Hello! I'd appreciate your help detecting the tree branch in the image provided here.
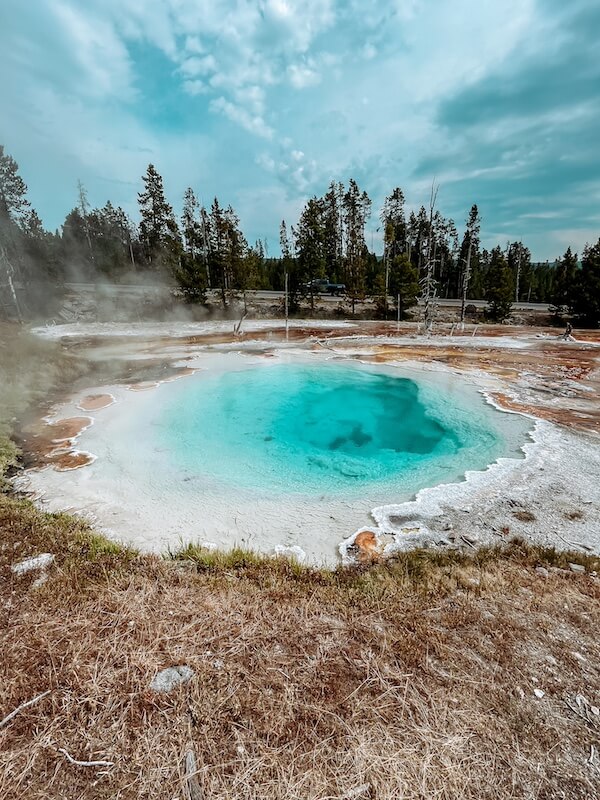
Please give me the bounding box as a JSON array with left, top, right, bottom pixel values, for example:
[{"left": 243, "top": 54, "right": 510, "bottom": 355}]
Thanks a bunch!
[
  {"left": 58, "top": 748, "right": 114, "bottom": 768},
  {"left": 0, "top": 690, "right": 51, "bottom": 730}
]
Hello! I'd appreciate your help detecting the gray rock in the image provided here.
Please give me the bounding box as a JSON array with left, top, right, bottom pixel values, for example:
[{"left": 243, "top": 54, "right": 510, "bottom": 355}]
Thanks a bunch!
[
  {"left": 535, "top": 566, "right": 549, "bottom": 578},
  {"left": 11, "top": 553, "right": 55, "bottom": 575},
  {"left": 150, "top": 665, "right": 194, "bottom": 693},
  {"left": 568, "top": 563, "right": 586, "bottom": 574}
]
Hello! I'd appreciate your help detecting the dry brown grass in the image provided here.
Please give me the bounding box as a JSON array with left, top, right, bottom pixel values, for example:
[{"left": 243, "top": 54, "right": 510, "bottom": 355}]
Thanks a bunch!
[
  {"left": 1, "top": 495, "right": 600, "bottom": 799},
  {"left": 512, "top": 510, "right": 537, "bottom": 523}
]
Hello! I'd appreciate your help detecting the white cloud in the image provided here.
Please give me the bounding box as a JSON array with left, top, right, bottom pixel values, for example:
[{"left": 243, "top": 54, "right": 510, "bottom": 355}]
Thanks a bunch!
[
  {"left": 287, "top": 63, "right": 321, "bottom": 89},
  {"left": 3, "top": 0, "right": 595, "bottom": 259},
  {"left": 179, "top": 55, "right": 217, "bottom": 78},
  {"left": 210, "top": 97, "right": 274, "bottom": 139},
  {"left": 256, "top": 145, "right": 320, "bottom": 194},
  {"left": 234, "top": 85, "right": 266, "bottom": 115},
  {"left": 182, "top": 79, "right": 208, "bottom": 96}
]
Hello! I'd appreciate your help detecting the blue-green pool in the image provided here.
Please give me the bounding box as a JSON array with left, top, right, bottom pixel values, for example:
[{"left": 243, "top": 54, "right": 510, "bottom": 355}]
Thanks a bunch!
[{"left": 158, "top": 360, "right": 529, "bottom": 497}]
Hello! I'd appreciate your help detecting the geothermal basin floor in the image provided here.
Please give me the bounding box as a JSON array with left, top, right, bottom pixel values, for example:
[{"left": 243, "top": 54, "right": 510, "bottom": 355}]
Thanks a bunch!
[{"left": 14, "top": 320, "right": 600, "bottom": 566}]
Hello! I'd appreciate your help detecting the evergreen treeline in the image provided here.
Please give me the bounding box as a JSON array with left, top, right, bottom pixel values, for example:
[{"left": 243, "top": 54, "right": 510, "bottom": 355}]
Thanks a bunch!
[{"left": 1, "top": 145, "right": 599, "bottom": 326}]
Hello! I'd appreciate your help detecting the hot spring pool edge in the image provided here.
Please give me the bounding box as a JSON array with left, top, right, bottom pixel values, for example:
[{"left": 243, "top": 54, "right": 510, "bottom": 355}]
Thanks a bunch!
[{"left": 14, "top": 350, "right": 541, "bottom": 567}]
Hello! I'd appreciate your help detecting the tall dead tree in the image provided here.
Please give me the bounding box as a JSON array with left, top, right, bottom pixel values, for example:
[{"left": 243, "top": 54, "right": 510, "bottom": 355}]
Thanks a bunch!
[
  {"left": 77, "top": 180, "right": 95, "bottom": 265},
  {"left": 0, "top": 246, "right": 23, "bottom": 321},
  {"left": 420, "top": 181, "right": 439, "bottom": 333},
  {"left": 459, "top": 204, "right": 481, "bottom": 324},
  {"left": 459, "top": 238, "right": 472, "bottom": 325}
]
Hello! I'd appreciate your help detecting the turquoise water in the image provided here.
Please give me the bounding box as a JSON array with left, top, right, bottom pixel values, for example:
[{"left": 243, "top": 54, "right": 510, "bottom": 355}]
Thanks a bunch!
[{"left": 158, "top": 361, "right": 529, "bottom": 497}]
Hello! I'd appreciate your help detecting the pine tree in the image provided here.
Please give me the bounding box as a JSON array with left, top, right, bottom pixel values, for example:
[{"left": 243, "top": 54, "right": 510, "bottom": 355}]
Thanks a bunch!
[
  {"left": 485, "top": 246, "right": 514, "bottom": 322},
  {"left": 572, "top": 239, "right": 600, "bottom": 328},
  {"left": 175, "top": 187, "right": 207, "bottom": 302},
  {"left": 223, "top": 204, "right": 249, "bottom": 291},
  {"left": 138, "top": 164, "right": 181, "bottom": 270},
  {"left": 322, "top": 182, "right": 342, "bottom": 283},
  {"left": 208, "top": 198, "right": 227, "bottom": 305},
  {"left": 379, "top": 188, "right": 408, "bottom": 318},
  {"left": 0, "top": 145, "right": 55, "bottom": 317},
  {"left": 0, "top": 145, "right": 29, "bottom": 221},
  {"left": 342, "top": 179, "right": 371, "bottom": 314},
  {"left": 436, "top": 216, "right": 458, "bottom": 298},
  {"left": 174, "top": 255, "right": 207, "bottom": 304},
  {"left": 459, "top": 205, "right": 481, "bottom": 321},
  {"left": 389, "top": 253, "right": 419, "bottom": 320},
  {"left": 381, "top": 188, "right": 407, "bottom": 257},
  {"left": 294, "top": 197, "right": 325, "bottom": 312},
  {"left": 181, "top": 188, "right": 201, "bottom": 260},
  {"left": 507, "top": 241, "right": 531, "bottom": 302},
  {"left": 245, "top": 240, "right": 266, "bottom": 290},
  {"left": 206, "top": 199, "right": 249, "bottom": 306},
  {"left": 549, "top": 247, "right": 578, "bottom": 317}
]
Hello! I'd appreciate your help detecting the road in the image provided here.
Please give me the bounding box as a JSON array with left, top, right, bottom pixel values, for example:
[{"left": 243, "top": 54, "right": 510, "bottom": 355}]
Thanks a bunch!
[{"left": 64, "top": 284, "right": 551, "bottom": 312}]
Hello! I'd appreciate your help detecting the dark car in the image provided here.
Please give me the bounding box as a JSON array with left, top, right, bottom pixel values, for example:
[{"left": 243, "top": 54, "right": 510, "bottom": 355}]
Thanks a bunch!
[{"left": 305, "top": 278, "right": 346, "bottom": 296}]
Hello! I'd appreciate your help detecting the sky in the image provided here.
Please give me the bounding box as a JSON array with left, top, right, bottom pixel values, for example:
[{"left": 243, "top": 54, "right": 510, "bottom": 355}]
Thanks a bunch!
[{"left": 1, "top": 0, "right": 599, "bottom": 260}]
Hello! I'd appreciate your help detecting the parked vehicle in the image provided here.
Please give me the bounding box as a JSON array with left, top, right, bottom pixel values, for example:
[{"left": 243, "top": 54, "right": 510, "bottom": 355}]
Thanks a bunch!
[{"left": 305, "top": 278, "right": 346, "bottom": 296}]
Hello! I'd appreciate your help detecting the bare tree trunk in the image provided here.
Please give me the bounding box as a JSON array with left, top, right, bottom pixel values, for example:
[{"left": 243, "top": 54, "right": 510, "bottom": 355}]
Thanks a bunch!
[
  {"left": 460, "top": 238, "right": 472, "bottom": 325},
  {"left": 284, "top": 270, "right": 289, "bottom": 339},
  {"left": 0, "top": 247, "right": 23, "bottom": 322},
  {"left": 421, "top": 182, "right": 439, "bottom": 334},
  {"left": 128, "top": 240, "right": 136, "bottom": 271}
]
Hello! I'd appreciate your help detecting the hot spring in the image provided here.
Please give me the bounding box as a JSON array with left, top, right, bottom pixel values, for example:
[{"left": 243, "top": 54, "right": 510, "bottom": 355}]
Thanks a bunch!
[
  {"left": 24, "top": 354, "right": 533, "bottom": 564},
  {"left": 162, "top": 362, "right": 508, "bottom": 492}
]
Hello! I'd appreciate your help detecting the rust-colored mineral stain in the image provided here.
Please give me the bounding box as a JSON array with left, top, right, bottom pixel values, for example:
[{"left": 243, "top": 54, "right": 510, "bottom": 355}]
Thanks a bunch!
[
  {"left": 18, "top": 416, "right": 94, "bottom": 469},
  {"left": 490, "top": 392, "right": 600, "bottom": 433},
  {"left": 50, "top": 451, "right": 94, "bottom": 471},
  {"left": 354, "top": 530, "right": 383, "bottom": 563},
  {"left": 78, "top": 394, "right": 114, "bottom": 411},
  {"left": 45, "top": 416, "right": 92, "bottom": 441}
]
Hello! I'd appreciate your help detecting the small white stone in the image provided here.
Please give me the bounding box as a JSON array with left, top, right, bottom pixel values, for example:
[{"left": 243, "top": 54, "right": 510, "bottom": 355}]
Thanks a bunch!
[
  {"left": 150, "top": 665, "right": 194, "bottom": 693},
  {"left": 11, "top": 553, "right": 55, "bottom": 575},
  {"left": 534, "top": 688, "right": 545, "bottom": 699}
]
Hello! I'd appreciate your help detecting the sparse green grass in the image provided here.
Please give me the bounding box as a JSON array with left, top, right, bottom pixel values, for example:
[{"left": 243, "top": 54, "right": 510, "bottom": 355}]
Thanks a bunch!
[{"left": 0, "top": 434, "right": 18, "bottom": 487}]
